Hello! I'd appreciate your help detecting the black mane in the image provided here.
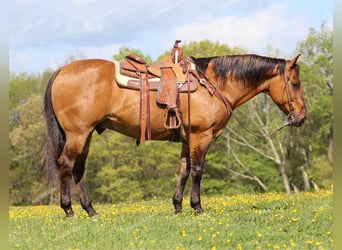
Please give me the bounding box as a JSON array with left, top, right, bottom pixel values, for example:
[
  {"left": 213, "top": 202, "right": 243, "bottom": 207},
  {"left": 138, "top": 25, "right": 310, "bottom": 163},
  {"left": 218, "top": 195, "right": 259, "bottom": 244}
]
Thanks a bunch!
[{"left": 191, "top": 54, "right": 286, "bottom": 89}]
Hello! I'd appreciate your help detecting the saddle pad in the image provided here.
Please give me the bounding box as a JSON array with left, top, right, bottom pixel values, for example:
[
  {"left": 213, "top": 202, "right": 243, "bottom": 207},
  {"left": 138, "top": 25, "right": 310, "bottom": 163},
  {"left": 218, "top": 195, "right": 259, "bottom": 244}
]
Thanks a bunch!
[{"left": 113, "top": 60, "right": 198, "bottom": 92}]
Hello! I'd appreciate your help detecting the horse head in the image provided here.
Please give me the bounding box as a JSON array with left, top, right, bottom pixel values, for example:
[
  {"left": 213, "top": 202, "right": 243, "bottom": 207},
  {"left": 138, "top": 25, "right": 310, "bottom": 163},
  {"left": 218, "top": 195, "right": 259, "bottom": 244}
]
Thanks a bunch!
[{"left": 268, "top": 54, "right": 306, "bottom": 127}]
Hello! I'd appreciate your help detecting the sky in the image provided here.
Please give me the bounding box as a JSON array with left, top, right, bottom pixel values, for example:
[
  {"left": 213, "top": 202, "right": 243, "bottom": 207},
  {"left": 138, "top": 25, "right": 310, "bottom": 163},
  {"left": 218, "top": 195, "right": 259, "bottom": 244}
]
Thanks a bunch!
[{"left": 9, "top": 0, "right": 333, "bottom": 74}]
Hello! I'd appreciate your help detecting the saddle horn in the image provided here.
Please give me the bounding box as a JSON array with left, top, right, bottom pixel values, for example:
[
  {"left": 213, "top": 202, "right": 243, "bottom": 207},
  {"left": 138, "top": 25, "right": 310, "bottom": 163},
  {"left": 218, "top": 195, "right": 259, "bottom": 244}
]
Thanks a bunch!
[{"left": 171, "top": 40, "right": 183, "bottom": 64}]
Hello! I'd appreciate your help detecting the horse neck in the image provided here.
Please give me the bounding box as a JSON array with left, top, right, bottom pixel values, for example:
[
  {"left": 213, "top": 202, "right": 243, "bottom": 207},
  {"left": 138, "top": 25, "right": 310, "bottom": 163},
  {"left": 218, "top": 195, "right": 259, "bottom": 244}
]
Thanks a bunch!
[{"left": 220, "top": 73, "right": 281, "bottom": 109}]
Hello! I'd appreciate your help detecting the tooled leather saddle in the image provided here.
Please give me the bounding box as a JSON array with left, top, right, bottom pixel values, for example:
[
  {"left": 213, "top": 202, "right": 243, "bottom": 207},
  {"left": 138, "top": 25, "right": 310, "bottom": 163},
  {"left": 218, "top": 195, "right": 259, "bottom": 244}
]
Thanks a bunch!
[{"left": 115, "top": 40, "right": 199, "bottom": 144}]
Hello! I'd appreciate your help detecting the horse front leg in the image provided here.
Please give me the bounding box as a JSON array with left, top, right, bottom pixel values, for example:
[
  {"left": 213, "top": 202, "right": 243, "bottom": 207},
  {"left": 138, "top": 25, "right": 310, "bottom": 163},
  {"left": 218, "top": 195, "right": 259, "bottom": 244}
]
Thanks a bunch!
[
  {"left": 173, "top": 143, "right": 190, "bottom": 213},
  {"left": 189, "top": 134, "right": 212, "bottom": 213},
  {"left": 189, "top": 159, "right": 205, "bottom": 213}
]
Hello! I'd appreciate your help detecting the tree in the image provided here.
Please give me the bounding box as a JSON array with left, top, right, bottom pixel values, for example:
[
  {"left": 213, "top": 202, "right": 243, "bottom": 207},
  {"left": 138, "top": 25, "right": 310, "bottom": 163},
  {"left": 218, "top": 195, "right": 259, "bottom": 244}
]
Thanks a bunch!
[
  {"left": 9, "top": 69, "right": 63, "bottom": 205},
  {"left": 9, "top": 55, "right": 102, "bottom": 205},
  {"left": 292, "top": 23, "right": 333, "bottom": 187},
  {"left": 9, "top": 93, "right": 46, "bottom": 204},
  {"left": 223, "top": 98, "right": 295, "bottom": 193},
  {"left": 113, "top": 47, "right": 153, "bottom": 63},
  {"left": 88, "top": 131, "right": 181, "bottom": 202}
]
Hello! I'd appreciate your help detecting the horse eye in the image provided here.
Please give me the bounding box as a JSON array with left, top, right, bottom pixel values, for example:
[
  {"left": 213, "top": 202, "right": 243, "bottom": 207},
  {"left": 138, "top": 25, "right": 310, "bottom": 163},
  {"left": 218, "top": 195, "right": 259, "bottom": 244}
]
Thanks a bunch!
[{"left": 291, "top": 81, "right": 300, "bottom": 88}]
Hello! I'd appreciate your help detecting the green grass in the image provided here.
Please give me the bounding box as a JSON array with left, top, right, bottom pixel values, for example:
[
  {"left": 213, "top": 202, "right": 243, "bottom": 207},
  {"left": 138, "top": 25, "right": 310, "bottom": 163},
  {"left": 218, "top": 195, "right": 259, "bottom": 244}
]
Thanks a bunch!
[{"left": 9, "top": 189, "right": 333, "bottom": 249}]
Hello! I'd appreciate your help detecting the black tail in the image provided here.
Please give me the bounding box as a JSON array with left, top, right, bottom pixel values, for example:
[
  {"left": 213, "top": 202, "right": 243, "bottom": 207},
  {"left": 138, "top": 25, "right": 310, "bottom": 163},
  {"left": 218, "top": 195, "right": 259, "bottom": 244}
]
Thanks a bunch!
[{"left": 43, "top": 69, "right": 65, "bottom": 183}]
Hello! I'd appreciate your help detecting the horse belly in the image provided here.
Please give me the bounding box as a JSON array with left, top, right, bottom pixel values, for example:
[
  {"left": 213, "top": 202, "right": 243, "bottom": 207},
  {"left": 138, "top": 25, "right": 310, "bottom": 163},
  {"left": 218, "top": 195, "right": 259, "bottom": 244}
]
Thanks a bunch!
[{"left": 104, "top": 90, "right": 174, "bottom": 140}]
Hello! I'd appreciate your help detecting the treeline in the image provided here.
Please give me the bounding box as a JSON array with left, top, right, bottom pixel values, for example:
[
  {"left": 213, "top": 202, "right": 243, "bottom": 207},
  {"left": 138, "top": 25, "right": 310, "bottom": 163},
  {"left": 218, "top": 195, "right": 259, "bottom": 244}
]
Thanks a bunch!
[{"left": 9, "top": 25, "right": 332, "bottom": 205}]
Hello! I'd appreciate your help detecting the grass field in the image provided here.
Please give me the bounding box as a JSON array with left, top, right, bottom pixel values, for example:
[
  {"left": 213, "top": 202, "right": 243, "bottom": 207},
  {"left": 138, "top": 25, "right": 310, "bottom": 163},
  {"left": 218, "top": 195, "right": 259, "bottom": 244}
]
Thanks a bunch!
[{"left": 9, "top": 189, "right": 332, "bottom": 250}]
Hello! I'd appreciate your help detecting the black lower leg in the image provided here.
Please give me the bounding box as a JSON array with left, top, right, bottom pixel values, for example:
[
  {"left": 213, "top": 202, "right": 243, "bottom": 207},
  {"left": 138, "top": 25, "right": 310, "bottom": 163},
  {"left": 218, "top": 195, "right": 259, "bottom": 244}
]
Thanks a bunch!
[
  {"left": 77, "top": 181, "right": 97, "bottom": 217},
  {"left": 173, "top": 160, "right": 189, "bottom": 213},
  {"left": 173, "top": 144, "right": 190, "bottom": 213},
  {"left": 61, "top": 200, "right": 74, "bottom": 217},
  {"left": 73, "top": 134, "right": 97, "bottom": 217},
  {"left": 190, "top": 164, "right": 204, "bottom": 213},
  {"left": 60, "top": 173, "right": 75, "bottom": 217}
]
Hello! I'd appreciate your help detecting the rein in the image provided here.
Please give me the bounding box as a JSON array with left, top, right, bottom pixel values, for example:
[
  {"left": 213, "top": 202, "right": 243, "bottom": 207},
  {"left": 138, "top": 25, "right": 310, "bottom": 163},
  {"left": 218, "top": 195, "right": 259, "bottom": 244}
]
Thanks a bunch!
[{"left": 189, "top": 57, "right": 295, "bottom": 138}]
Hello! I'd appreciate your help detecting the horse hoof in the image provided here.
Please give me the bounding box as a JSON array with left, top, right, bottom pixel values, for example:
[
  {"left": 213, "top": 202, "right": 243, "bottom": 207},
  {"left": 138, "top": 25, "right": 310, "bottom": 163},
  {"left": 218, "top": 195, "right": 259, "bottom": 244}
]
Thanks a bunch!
[
  {"left": 64, "top": 209, "right": 75, "bottom": 218},
  {"left": 195, "top": 208, "right": 203, "bottom": 214},
  {"left": 174, "top": 209, "right": 182, "bottom": 214}
]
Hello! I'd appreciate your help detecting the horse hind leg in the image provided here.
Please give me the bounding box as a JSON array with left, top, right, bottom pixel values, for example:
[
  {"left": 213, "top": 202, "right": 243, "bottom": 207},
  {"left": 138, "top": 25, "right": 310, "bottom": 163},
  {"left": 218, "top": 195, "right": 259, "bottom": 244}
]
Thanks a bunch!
[
  {"left": 57, "top": 132, "right": 91, "bottom": 217},
  {"left": 73, "top": 133, "right": 97, "bottom": 217}
]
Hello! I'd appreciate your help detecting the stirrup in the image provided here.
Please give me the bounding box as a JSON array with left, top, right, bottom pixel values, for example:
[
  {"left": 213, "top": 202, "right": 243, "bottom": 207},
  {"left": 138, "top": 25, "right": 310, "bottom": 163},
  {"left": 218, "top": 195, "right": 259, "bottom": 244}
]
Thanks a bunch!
[{"left": 164, "top": 109, "right": 181, "bottom": 130}]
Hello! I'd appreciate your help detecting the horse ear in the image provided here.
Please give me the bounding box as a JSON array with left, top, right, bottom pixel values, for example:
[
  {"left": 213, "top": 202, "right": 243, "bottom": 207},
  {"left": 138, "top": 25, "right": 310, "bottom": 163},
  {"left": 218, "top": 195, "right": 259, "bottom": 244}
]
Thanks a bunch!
[{"left": 289, "top": 54, "right": 301, "bottom": 68}]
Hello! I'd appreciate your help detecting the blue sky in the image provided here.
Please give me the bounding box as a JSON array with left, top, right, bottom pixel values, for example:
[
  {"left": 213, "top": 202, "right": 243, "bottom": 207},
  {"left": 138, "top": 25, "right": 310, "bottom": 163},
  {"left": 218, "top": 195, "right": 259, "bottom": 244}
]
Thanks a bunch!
[{"left": 9, "top": 0, "right": 333, "bottom": 74}]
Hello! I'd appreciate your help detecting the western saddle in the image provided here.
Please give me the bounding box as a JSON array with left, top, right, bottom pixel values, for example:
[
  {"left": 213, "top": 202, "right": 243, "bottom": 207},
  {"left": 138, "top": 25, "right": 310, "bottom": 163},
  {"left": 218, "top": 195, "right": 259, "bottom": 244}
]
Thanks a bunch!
[{"left": 117, "top": 40, "right": 200, "bottom": 144}]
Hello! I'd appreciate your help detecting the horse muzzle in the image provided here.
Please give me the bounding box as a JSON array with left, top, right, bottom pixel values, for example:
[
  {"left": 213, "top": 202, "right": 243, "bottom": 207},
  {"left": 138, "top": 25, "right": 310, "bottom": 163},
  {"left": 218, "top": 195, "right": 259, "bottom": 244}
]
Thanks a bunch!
[{"left": 288, "top": 111, "right": 306, "bottom": 127}]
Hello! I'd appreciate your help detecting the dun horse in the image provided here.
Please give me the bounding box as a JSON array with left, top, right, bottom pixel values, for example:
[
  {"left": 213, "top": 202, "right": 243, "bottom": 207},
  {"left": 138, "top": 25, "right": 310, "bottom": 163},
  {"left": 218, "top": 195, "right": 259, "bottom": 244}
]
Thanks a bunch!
[{"left": 44, "top": 48, "right": 306, "bottom": 217}]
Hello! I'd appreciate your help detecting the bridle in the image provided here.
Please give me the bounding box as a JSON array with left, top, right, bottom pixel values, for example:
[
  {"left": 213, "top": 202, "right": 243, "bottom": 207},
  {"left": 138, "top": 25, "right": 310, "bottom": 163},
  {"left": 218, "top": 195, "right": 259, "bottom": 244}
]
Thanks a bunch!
[
  {"left": 283, "top": 67, "right": 296, "bottom": 126},
  {"left": 264, "top": 67, "right": 298, "bottom": 136}
]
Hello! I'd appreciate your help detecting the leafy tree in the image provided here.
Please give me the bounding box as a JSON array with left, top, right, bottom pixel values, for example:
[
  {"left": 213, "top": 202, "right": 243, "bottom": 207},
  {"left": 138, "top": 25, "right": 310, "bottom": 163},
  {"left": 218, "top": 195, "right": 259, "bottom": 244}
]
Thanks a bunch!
[
  {"left": 88, "top": 131, "right": 181, "bottom": 202},
  {"left": 113, "top": 47, "right": 153, "bottom": 63},
  {"left": 291, "top": 23, "right": 333, "bottom": 187},
  {"left": 9, "top": 93, "right": 45, "bottom": 204},
  {"left": 9, "top": 69, "right": 62, "bottom": 205}
]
